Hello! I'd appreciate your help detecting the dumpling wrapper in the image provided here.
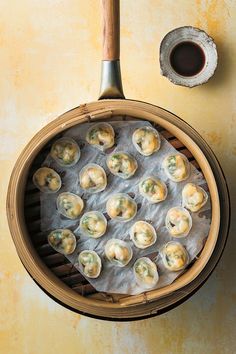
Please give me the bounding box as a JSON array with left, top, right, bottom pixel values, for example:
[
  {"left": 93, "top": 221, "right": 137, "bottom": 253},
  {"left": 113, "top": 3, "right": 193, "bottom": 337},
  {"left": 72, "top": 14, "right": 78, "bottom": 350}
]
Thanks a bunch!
[
  {"left": 182, "top": 183, "right": 208, "bottom": 212},
  {"left": 106, "top": 193, "right": 137, "bottom": 222},
  {"left": 161, "top": 241, "right": 189, "bottom": 271},
  {"left": 50, "top": 137, "right": 80, "bottom": 167},
  {"left": 106, "top": 151, "right": 138, "bottom": 179},
  {"left": 134, "top": 257, "right": 159, "bottom": 289},
  {"left": 80, "top": 211, "right": 107, "bottom": 238},
  {"left": 130, "top": 221, "right": 157, "bottom": 249},
  {"left": 78, "top": 250, "right": 102, "bottom": 278},
  {"left": 33, "top": 167, "right": 61, "bottom": 193},
  {"left": 139, "top": 176, "right": 167, "bottom": 203},
  {"left": 105, "top": 239, "right": 133, "bottom": 267},
  {"left": 132, "top": 126, "right": 161, "bottom": 156},
  {"left": 163, "top": 154, "right": 190, "bottom": 182},
  {"left": 79, "top": 163, "right": 107, "bottom": 193},
  {"left": 57, "top": 192, "right": 84, "bottom": 219},
  {"left": 165, "top": 206, "right": 192, "bottom": 237},
  {"left": 48, "top": 229, "right": 76, "bottom": 255},
  {"left": 86, "top": 122, "right": 115, "bottom": 151}
]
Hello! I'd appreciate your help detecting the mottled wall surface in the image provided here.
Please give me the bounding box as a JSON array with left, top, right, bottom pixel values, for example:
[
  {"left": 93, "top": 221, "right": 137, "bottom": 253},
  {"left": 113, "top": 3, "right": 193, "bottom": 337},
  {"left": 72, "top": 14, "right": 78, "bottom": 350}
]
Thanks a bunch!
[{"left": 0, "top": 1, "right": 235, "bottom": 353}]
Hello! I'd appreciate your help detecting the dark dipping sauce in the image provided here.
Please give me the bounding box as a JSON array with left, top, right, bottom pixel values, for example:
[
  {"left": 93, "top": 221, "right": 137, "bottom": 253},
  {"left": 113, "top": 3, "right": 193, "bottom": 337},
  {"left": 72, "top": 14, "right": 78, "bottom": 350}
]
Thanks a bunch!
[{"left": 170, "top": 41, "right": 205, "bottom": 77}]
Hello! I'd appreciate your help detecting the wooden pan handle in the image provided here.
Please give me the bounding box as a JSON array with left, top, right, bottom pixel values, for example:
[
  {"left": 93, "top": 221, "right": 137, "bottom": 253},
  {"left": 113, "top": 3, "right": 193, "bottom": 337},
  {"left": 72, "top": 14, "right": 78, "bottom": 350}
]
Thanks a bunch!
[{"left": 102, "top": 0, "right": 120, "bottom": 60}]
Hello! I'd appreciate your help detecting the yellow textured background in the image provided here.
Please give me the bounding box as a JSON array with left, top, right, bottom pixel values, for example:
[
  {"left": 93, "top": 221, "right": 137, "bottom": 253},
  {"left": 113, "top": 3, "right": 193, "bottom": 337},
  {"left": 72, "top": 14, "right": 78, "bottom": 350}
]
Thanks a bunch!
[{"left": 0, "top": 1, "right": 235, "bottom": 353}]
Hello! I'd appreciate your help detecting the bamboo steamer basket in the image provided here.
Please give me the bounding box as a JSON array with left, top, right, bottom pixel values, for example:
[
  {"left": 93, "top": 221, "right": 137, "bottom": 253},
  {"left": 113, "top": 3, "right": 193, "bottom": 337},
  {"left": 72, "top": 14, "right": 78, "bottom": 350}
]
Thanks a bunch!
[{"left": 6, "top": 0, "right": 230, "bottom": 321}]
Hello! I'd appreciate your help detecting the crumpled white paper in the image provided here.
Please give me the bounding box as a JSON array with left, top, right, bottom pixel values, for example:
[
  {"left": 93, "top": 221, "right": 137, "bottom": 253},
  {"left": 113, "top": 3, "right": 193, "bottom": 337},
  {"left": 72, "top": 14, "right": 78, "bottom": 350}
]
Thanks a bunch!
[{"left": 40, "top": 119, "right": 211, "bottom": 295}]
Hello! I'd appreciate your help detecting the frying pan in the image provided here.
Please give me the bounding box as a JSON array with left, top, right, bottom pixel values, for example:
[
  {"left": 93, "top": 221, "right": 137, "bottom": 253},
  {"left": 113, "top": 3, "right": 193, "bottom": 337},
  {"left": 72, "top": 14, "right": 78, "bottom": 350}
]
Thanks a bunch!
[{"left": 6, "top": 0, "right": 230, "bottom": 321}]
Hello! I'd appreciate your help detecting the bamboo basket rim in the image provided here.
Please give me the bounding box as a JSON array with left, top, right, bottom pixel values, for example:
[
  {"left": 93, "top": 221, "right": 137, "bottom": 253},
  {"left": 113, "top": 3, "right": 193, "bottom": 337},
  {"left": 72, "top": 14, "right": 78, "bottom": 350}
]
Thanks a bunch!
[{"left": 6, "top": 99, "right": 220, "bottom": 315}]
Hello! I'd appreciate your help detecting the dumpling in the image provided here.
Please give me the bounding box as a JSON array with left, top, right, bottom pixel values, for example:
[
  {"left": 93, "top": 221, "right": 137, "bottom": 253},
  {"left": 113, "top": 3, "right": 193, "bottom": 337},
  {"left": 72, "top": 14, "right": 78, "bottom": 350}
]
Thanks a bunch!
[
  {"left": 165, "top": 207, "right": 192, "bottom": 238},
  {"left": 78, "top": 250, "right": 102, "bottom": 278},
  {"left": 48, "top": 229, "right": 76, "bottom": 255},
  {"left": 80, "top": 211, "right": 107, "bottom": 238},
  {"left": 106, "top": 193, "right": 137, "bottom": 222},
  {"left": 130, "top": 221, "right": 157, "bottom": 249},
  {"left": 33, "top": 167, "right": 61, "bottom": 193},
  {"left": 105, "top": 239, "right": 133, "bottom": 267},
  {"left": 161, "top": 241, "right": 189, "bottom": 271},
  {"left": 132, "top": 126, "right": 160, "bottom": 156},
  {"left": 57, "top": 192, "right": 84, "bottom": 219},
  {"left": 139, "top": 176, "right": 167, "bottom": 203},
  {"left": 163, "top": 154, "right": 190, "bottom": 182},
  {"left": 182, "top": 183, "right": 208, "bottom": 212},
  {"left": 86, "top": 122, "right": 115, "bottom": 151},
  {"left": 106, "top": 152, "right": 138, "bottom": 179},
  {"left": 133, "top": 257, "right": 159, "bottom": 289},
  {"left": 79, "top": 163, "right": 107, "bottom": 193},
  {"left": 50, "top": 137, "right": 80, "bottom": 167}
]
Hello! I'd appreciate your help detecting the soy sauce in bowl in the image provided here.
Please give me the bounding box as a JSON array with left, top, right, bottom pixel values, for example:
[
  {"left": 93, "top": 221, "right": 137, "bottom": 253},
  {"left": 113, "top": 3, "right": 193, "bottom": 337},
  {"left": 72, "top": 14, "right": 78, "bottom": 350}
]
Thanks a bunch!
[{"left": 170, "top": 41, "right": 205, "bottom": 77}]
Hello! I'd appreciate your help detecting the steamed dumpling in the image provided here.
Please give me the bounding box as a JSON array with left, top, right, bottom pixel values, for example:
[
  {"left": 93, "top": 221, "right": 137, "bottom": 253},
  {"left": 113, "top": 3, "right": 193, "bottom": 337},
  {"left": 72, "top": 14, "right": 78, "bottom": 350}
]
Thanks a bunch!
[
  {"left": 86, "top": 122, "right": 115, "bottom": 151},
  {"left": 132, "top": 126, "right": 160, "bottom": 156},
  {"left": 48, "top": 229, "right": 76, "bottom": 255},
  {"left": 106, "top": 193, "right": 137, "bottom": 222},
  {"left": 105, "top": 239, "right": 133, "bottom": 267},
  {"left": 80, "top": 211, "right": 107, "bottom": 238},
  {"left": 165, "top": 207, "right": 192, "bottom": 238},
  {"left": 130, "top": 221, "right": 157, "bottom": 249},
  {"left": 182, "top": 183, "right": 208, "bottom": 212},
  {"left": 50, "top": 137, "right": 80, "bottom": 167},
  {"left": 79, "top": 163, "right": 107, "bottom": 193},
  {"left": 134, "top": 257, "right": 159, "bottom": 289},
  {"left": 139, "top": 176, "right": 167, "bottom": 203},
  {"left": 57, "top": 192, "right": 84, "bottom": 219},
  {"left": 161, "top": 241, "right": 189, "bottom": 271},
  {"left": 106, "top": 152, "right": 138, "bottom": 179},
  {"left": 163, "top": 154, "right": 190, "bottom": 182},
  {"left": 33, "top": 167, "right": 61, "bottom": 193},
  {"left": 78, "top": 250, "right": 102, "bottom": 278}
]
